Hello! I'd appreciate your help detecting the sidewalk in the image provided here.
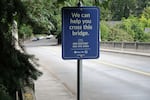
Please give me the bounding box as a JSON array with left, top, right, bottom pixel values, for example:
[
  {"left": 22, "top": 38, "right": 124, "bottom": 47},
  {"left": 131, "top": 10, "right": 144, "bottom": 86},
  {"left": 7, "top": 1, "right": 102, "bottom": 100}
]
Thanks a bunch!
[{"left": 34, "top": 66, "right": 75, "bottom": 100}]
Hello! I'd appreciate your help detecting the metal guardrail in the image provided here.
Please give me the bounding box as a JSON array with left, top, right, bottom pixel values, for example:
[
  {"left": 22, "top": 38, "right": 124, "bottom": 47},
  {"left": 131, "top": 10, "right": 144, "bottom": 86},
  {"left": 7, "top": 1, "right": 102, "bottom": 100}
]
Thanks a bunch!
[{"left": 101, "top": 42, "right": 150, "bottom": 52}]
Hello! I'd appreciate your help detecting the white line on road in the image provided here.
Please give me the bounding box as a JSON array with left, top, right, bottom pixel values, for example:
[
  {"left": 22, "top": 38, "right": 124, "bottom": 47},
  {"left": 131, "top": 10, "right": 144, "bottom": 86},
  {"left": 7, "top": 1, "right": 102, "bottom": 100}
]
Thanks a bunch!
[{"left": 93, "top": 60, "right": 150, "bottom": 77}]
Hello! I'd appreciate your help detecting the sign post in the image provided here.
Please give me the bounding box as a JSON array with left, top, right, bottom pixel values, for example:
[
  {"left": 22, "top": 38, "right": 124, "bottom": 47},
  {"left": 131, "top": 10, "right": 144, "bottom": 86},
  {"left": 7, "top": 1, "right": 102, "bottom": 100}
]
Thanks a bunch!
[
  {"left": 77, "top": 59, "right": 82, "bottom": 100},
  {"left": 77, "top": 2, "right": 83, "bottom": 100},
  {"left": 62, "top": 3, "right": 100, "bottom": 100}
]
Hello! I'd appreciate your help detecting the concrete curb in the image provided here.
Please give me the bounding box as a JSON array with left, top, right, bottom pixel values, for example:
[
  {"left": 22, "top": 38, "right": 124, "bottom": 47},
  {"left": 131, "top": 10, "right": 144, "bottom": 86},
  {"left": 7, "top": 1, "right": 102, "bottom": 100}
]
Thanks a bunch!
[{"left": 101, "top": 48, "right": 150, "bottom": 57}]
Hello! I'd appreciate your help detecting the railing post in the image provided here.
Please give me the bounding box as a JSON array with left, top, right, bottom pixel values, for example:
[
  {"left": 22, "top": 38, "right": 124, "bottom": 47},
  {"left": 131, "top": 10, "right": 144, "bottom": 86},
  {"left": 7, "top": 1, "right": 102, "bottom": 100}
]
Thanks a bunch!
[
  {"left": 135, "top": 42, "right": 138, "bottom": 50},
  {"left": 121, "top": 42, "right": 124, "bottom": 50}
]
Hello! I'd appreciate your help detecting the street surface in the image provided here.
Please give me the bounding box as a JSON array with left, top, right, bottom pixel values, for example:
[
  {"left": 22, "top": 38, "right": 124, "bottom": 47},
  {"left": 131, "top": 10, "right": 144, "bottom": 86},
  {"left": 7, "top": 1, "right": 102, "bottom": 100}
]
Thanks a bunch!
[{"left": 24, "top": 38, "right": 150, "bottom": 100}]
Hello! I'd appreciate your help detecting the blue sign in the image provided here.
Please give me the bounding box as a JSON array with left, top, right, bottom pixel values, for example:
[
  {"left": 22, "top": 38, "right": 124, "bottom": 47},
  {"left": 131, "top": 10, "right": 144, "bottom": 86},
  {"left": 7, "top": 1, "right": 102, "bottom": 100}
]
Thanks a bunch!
[{"left": 62, "top": 7, "right": 100, "bottom": 59}]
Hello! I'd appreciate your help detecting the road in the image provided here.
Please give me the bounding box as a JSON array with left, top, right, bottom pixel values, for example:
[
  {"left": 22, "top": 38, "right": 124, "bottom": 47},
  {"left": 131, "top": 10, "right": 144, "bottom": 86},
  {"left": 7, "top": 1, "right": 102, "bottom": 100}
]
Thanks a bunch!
[{"left": 25, "top": 39, "right": 150, "bottom": 100}]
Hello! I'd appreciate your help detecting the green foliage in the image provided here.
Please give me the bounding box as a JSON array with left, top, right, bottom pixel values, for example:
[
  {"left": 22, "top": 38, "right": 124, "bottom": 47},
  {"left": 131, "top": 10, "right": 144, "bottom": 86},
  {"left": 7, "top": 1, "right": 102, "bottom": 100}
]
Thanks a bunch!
[
  {"left": 100, "top": 6, "right": 150, "bottom": 42},
  {"left": 136, "top": 0, "right": 150, "bottom": 15},
  {"left": 119, "top": 17, "right": 143, "bottom": 41},
  {"left": 100, "top": 6, "right": 112, "bottom": 20},
  {"left": 0, "top": 84, "right": 12, "bottom": 100},
  {"left": 19, "top": 24, "right": 33, "bottom": 39},
  {"left": 141, "top": 7, "right": 150, "bottom": 21},
  {"left": 143, "top": 32, "right": 150, "bottom": 42},
  {"left": 108, "top": 27, "right": 133, "bottom": 41},
  {"left": 110, "top": 0, "right": 137, "bottom": 20},
  {"left": 17, "top": 0, "right": 150, "bottom": 42},
  {"left": 101, "top": 21, "right": 133, "bottom": 42},
  {"left": 139, "top": 15, "right": 150, "bottom": 27},
  {"left": 118, "top": 14, "right": 150, "bottom": 42},
  {"left": 0, "top": 30, "right": 42, "bottom": 98},
  {"left": 100, "top": 21, "right": 110, "bottom": 41},
  {"left": 0, "top": 0, "right": 42, "bottom": 99},
  {"left": 64, "top": 0, "right": 78, "bottom": 6},
  {"left": 98, "top": 0, "right": 112, "bottom": 20},
  {"left": 22, "top": 0, "right": 55, "bottom": 34}
]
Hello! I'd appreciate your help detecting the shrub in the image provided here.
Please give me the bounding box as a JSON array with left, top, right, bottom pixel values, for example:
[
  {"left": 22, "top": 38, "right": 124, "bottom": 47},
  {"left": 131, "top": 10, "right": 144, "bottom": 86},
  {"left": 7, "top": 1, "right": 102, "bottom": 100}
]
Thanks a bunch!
[
  {"left": 100, "top": 21, "right": 110, "bottom": 41},
  {"left": 108, "top": 27, "right": 133, "bottom": 42},
  {"left": 119, "top": 16, "right": 145, "bottom": 42},
  {"left": 19, "top": 24, "right": 33, "bottom": 39},
  {"left": 143, "top": 32, "right": 150, "bottom": 42}
]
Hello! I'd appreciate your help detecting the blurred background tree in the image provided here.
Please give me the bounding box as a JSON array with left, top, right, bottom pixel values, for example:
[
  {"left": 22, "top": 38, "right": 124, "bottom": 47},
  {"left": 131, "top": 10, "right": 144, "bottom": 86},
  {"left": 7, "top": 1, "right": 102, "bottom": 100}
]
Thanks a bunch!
[{"left": 19, "top": 0, "right": 150, "bottom": 42}]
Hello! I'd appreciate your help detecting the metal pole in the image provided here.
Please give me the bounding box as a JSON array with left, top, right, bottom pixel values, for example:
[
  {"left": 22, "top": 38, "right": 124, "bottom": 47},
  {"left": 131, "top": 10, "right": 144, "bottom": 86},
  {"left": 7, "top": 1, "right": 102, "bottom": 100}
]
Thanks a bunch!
[
  {"left": 77, "top": 1, "right": 83, "bottom": 100},
  {"left": 77, "top": 59, "right": 82, "bottom": 100}
]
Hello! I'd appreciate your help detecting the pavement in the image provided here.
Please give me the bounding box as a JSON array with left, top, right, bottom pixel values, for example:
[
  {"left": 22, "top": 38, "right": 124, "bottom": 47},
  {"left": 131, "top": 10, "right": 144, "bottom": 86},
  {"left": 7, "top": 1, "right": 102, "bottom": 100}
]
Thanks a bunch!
[
  {"left": 29, "top": 46, "right": 150, "bottom": 100},
  {"left": 34, "top": 65, "right": 76, "bottom": 100}
]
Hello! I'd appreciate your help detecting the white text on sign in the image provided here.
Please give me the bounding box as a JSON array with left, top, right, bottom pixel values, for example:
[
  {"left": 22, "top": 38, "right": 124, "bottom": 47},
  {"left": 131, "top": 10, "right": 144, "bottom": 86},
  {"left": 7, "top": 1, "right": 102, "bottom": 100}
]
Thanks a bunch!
[{"left": 69, "top": 12, "right": 93, "bottom": 37}]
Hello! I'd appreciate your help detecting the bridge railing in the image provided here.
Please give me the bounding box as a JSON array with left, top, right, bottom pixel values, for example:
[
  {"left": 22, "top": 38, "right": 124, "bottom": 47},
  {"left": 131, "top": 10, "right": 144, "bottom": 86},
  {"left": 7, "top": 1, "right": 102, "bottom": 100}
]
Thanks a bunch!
[{"left": 101, "top": 42, "right": 150, "bottom": 52}]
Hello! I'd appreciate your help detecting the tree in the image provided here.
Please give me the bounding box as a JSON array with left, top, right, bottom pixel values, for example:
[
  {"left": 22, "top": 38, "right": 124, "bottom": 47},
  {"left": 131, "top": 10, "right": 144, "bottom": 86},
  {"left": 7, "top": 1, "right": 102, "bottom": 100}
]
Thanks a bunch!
[
  {"left": 19, "top": 24, "right": 33, "bottom": 39},
  {"left": 135, "top": 0, "right": 150, "bottom": 16},
  {"left": 119, "top": 16, "right": 146, "bottom": 42},
  {"left": 110, "top": 0, "right": 137, "bottom": 20},
  {"left": 141, "top": 7, "right": 150, "bottom": 20},
  {"left": 0, "top": 0, "right": 42, "bottom": 99},
  {"left": 22, "top": 0, "right": 55, "bottom": 34}
]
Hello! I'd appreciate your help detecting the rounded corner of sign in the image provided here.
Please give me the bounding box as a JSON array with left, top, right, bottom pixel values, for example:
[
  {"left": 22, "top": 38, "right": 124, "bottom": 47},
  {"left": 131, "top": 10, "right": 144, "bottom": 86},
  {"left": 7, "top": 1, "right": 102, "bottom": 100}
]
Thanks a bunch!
[
  {"left": 62, "top": 56, "right": 66, "bottom": 60},
  {"left": 96, "top": 55, "right": 100, "bottom": 59},
  {"left": 62, "top": 56, "right": 72, "bottom": 60},
  {"left": 95, "top": 54, "right": 100, "bottom": 59}
]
